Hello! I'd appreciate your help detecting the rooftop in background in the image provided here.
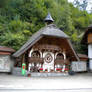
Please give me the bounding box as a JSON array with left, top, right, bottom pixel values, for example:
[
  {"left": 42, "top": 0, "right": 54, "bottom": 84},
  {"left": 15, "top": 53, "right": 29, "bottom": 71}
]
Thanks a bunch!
[
  {"left": 78, "top": 54, "right": 88, "bottom": 59},
  {"left": 0, "top": 46, "right": 15, "bottom": 53},
  {"left": 81, "top": 25, "right": 92, "bottom": 44}
]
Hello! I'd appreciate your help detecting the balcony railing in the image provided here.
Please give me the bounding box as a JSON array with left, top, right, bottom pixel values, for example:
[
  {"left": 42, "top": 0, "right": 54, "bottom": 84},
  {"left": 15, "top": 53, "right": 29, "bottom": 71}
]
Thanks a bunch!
[
  {"left": 28, "top": 57, "right": 70, "bottom": 64},
  {"left": 55, "top": 59, "right": 70, "bottom": 64},
  {"left": 28, "top": 57, "right": 43, "bottom": 63}
]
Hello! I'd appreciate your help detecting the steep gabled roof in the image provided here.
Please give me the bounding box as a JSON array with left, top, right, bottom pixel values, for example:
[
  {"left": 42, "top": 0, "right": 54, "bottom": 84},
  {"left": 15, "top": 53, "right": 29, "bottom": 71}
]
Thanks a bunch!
[{"left": 13, "top": 24, "right": 79, "bottom": 61}]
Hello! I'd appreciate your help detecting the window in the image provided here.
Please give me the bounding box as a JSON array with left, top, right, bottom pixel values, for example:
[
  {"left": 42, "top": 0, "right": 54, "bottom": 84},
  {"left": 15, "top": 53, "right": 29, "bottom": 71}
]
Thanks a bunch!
[
  {"left": 56, "top": 53, "right": 64, "bottom": 60},
  {"left": 31, "top": 51, "right": 40, "bottom": 58}
]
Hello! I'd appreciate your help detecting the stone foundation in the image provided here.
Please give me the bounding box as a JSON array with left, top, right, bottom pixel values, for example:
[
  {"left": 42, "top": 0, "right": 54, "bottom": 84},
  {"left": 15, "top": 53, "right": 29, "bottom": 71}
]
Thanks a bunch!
[
  {"left": 12, "top": 67, "right": 69, "bottom": 77},
  {"left": 27, "top": 72, "right": 68, "bottom": 77}
]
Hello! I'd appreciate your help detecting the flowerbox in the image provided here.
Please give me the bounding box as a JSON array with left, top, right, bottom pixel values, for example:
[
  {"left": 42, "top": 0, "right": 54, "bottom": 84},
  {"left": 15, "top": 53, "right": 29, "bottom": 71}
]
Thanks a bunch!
[
  {"left": 56, "top": 68, "right": 62, "bottom": 71},
  {"left": 39, "top": 68, "right": 43, "bottom": 70}
]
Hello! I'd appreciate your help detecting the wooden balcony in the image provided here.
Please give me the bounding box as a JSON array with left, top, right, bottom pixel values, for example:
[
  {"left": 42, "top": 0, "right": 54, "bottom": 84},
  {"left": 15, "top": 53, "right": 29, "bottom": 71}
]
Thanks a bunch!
[
  {"left": 28, "top": 57, "right": 43, "bottom": 63},
  {"left": 55, "top": 59, "right": 70, "bottom": 64},
  {"left": 28, "top": 58, "right": 70, "bottom": 64}
]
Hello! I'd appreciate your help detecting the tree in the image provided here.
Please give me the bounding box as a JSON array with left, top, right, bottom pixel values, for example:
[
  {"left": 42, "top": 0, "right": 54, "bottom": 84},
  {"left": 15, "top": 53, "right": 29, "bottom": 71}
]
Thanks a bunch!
[
  {"left": 0, "top": 0, "right": 92, "bottom": 54},
  {"left": 0, "top": 0, "right": 10, "bottom": 8}
]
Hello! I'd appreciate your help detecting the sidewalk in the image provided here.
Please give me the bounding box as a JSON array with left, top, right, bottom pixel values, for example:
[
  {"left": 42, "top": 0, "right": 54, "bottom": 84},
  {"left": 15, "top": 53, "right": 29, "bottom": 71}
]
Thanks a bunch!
[{"left": 0, "top": 73, "right": 92, "bottom": 90}]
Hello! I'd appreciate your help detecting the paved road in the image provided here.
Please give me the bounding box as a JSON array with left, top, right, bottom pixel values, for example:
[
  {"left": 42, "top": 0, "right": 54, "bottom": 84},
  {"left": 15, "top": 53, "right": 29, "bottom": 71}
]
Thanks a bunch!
[
  {"left": 0, "top": 89, "right": 92, "bottom": 92},
  {"left": 0, "top": 73, "right": 92, "bottom": 92}
]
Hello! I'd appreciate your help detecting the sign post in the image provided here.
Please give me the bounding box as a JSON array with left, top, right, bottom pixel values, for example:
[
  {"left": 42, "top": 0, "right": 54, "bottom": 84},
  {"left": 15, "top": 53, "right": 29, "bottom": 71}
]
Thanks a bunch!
[{"left": 22, "top": 63, "right": 26, "bottom": 76}]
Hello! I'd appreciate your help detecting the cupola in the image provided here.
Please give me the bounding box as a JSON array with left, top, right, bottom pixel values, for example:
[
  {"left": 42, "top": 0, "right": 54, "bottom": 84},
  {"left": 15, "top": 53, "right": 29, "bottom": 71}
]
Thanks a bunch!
[{"left": 44, "top": 12, "right": 54, "bottom": 25}]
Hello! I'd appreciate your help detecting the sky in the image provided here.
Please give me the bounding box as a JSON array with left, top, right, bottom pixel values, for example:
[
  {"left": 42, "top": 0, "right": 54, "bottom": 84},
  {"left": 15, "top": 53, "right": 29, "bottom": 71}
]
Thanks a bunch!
[{"left": 68, "top": 0, "right": 92, "bottom": 12}]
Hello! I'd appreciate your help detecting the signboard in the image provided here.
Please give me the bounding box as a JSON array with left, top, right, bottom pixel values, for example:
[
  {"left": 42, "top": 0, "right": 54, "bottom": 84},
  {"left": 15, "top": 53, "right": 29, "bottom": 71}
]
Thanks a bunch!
[
  {"left": 71, "top": 61, "right": 87, "bottom": 72},
  {"left": 0, "top": 56, "right": 11, "bottom": 72}
]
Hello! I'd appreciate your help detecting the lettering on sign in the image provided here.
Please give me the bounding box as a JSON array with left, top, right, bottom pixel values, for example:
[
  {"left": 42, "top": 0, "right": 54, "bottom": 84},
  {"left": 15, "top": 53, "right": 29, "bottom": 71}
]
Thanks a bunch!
[{"left": 71, "top": 61, "right": 87, "bottom": 72}]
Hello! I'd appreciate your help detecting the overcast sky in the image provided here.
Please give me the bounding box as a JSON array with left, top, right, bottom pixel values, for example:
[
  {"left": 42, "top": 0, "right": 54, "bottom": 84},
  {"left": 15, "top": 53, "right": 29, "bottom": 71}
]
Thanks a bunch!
[{"left": 68, "top": 0, "right": 92, "bottom": 12}]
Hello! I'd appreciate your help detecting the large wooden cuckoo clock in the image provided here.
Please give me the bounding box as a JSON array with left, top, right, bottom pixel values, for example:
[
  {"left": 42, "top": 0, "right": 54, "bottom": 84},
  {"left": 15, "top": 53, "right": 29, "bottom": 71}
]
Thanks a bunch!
[{"left": 44, "top": 53, "right": 53, "bottom": 63}]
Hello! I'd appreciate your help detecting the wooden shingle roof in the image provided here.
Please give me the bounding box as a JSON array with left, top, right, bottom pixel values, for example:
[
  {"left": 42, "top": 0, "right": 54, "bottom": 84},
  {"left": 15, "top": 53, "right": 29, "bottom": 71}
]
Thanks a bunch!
[{"left": 13, "top": 24, "right": 79, "bottom": 61}]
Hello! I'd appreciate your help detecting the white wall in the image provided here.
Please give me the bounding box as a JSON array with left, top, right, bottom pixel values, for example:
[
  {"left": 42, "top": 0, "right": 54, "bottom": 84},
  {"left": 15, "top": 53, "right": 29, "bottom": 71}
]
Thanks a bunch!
[
  {"left": 88, "top": 44, "right": 92, "bottom": 70},
  {"left": 88, "top": 44, "right": 92, "bottom": 58},
  {"left": 43, "top": 51, "right": 54, "bottom": 71}
]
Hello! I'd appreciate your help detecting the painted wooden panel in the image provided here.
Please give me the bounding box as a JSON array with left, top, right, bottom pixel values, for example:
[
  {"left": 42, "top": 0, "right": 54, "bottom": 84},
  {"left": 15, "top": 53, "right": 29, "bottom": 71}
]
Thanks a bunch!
[
  {"left": 0, "top": 55, "right": 14, "bottom": 72},
  {"left": 71, "top": 61, "right": 87, "bottom": 72},
  {"left": 88, "top": 33, "right": 92, "bottom": 43}
]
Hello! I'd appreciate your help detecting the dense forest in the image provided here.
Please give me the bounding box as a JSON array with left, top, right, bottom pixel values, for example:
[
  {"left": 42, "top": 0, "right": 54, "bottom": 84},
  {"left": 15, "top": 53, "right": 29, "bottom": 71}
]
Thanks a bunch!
[{"left": 0, "top": 0, "right": 92, "bottom": 54}]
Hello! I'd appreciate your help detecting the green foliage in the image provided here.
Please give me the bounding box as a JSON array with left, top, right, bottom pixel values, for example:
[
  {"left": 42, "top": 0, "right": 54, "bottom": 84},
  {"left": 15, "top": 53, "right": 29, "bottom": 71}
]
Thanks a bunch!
[
  {"left": 0, "top": 0, "right": 92, "bottom": 54},
  {"left": 0, "top": 18, "right": 32, "bottom": 50},
  {"left": 0, "top": 0, "right": 11, "bottom": 8}
]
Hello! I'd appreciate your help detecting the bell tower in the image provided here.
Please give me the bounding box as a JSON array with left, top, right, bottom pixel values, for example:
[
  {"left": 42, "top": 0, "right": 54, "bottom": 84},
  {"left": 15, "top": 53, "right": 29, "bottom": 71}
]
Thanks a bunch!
[{"left": 44, "top": 12, "right": 54, "bottom": 25}]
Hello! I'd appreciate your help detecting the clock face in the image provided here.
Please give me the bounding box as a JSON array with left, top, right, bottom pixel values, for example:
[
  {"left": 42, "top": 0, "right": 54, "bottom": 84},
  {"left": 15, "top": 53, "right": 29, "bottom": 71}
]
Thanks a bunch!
[{"left": 44, "top": 53, "right": 53, "bottom": 63}]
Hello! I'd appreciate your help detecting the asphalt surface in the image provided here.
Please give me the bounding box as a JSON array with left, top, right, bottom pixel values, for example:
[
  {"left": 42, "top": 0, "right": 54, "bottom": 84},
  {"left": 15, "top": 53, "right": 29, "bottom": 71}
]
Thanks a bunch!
[
  {"left": 0, "top": 89, "right": 92, "bottom": 92},
  {"left": 0, "top": 73, "right": 92, "bottom": 92}
]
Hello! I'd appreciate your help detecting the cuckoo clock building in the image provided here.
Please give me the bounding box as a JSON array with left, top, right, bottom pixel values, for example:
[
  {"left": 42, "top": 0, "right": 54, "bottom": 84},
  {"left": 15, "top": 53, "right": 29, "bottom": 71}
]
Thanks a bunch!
[{"left": 13, "top": 13, "right": 87, "bottom": 76}]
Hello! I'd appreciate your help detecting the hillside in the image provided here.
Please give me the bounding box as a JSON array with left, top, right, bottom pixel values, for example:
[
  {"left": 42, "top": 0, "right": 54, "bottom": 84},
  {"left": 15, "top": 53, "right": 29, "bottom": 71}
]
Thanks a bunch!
[{"left": 0, "top": 0, "right": 92, "bottom": 54}]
